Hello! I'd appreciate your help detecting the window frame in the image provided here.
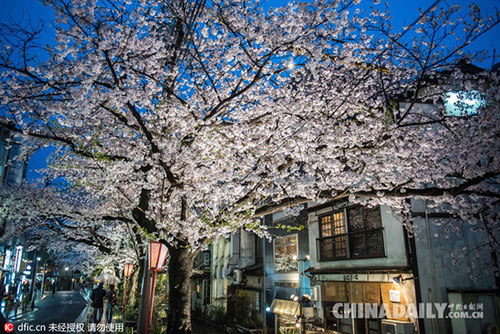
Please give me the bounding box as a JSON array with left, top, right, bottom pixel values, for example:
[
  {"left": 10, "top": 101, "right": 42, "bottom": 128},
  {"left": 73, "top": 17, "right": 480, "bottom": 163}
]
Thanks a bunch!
[
  {"left": 317, "top": 205, "right": 385, "bottom": 261},
  {"left": 273, "top": 233, "right": 299, "bottom": 274},
  {"left": 317, "top": 209, "right": 349, "bottom": 261}
]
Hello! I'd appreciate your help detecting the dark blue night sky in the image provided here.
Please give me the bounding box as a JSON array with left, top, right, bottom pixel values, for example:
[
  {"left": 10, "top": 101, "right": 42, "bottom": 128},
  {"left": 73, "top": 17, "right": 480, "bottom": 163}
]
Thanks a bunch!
[{"left": 1, "top": 0, "right": 498, "bottom": 182}]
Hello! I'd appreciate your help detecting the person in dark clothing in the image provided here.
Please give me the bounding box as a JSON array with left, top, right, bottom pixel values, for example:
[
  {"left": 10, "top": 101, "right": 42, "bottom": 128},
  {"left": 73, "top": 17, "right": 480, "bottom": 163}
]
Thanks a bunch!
[
  {"left": 4, "top": 285, "right": 17, "bottom": 318},
  {"left": 91, "top": 283, "right": 106, "bottom": 324},
  {"left": 0, "top": 280, "right": 5, "bottom": 301},
  {"left": 105, "top": 284, "right": 117, "bottom": 324},
  {"left": 51, "top": 282, "right": 56, "bottom": 296},
  {"left": 21, "top": 281, "right": 30, "bottom": 312}
]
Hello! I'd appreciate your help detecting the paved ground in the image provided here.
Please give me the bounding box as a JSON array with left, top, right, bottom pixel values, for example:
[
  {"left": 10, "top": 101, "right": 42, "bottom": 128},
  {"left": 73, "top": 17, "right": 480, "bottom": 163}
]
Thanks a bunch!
[
  {"left": 6, "top": 291, "right": 224, "bottom": 334},
  {"left": 192, "top": 318, "right": 225, "bottom": 334},
  {"left": 11, "top": 290, "right": 87, "bottom": 333}
]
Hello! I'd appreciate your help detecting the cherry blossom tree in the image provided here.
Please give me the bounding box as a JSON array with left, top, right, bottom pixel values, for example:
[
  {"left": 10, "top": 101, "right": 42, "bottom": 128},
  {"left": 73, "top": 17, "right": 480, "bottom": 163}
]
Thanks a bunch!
[
  {"left": 0, "top": 185, "right": 138, "bottom": 273},
  {"left": 0, "top": 0, "right": 499, "bottom": 332}
]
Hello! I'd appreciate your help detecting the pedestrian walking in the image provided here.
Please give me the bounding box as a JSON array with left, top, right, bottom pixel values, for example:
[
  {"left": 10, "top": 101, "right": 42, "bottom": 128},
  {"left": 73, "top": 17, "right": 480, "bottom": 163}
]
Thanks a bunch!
[
  {"left": 51, "top": 281, "right": 56, "bottom": 296},
  {"left": 4, "top": 286, "right": 17, "bottom": 318},
  {"left": 91, "top": 282, "right": 106, "bottom": 324},
  {"left": 21, "top": 281, "right": 30, "bottom": 312},
  {"left": 105, "top": 284, "right": 117, "bottom": 324},
  {"left": 0, "top": 280, "right": 5, "bottom": 302}
]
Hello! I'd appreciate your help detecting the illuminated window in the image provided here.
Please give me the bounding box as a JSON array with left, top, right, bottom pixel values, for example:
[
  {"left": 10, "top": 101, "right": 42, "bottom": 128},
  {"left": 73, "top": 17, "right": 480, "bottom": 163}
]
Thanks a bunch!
[
  {"left": 443, "top": 90, "right": 485, "bottom": 116},
  {"left": 274, "top": 235, "right": 298, "bottom": 273},
  {"left": 318, "top": 206, "right": 384, "bottom": 261}
]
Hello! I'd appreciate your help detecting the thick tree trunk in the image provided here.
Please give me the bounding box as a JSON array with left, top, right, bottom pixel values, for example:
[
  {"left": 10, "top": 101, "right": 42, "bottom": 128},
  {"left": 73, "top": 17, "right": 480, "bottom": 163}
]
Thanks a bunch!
[{"left": 166, "top": 246, "right": 199, "bottom": 334}]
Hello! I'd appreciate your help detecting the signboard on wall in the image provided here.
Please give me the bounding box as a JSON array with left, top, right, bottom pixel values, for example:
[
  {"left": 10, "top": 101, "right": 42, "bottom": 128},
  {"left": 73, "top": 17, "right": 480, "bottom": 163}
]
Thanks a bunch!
[{"left": 389, "top": 289, "right": 401, "bottom": 303}]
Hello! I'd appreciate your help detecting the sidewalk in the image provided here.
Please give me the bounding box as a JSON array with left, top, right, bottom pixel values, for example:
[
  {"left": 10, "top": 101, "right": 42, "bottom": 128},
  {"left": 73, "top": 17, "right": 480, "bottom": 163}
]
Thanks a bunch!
[
  {"left": 10, "top": 290, "right": 88, "bottom": 334},
  {"left": 1, "top": 290, "right": 46, "bottom": 321}
]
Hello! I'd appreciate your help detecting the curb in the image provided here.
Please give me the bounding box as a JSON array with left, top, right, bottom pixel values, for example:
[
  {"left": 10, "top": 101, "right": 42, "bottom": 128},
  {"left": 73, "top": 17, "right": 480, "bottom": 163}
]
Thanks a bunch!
[
  {"left": 76, "top": 290, "right": 92, "bottom": 323},
  {"left": 68, "top": 291, "right": 92, "bottom": 334}
]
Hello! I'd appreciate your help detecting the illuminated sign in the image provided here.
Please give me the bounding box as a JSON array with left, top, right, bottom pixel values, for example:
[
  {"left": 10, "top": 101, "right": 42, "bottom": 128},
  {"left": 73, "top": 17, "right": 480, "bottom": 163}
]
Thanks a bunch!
[
  {"left": 14, "top": 246, "right": 23, "bottom": 273},
  {"left": 3, "top": 250, "right": 12, "bottom": 270}
]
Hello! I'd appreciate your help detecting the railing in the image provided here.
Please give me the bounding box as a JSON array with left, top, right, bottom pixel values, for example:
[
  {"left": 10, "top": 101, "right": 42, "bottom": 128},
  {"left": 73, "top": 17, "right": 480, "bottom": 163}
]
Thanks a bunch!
[{"left": 316, "top": 234, "right": 348, "bottom": 261}]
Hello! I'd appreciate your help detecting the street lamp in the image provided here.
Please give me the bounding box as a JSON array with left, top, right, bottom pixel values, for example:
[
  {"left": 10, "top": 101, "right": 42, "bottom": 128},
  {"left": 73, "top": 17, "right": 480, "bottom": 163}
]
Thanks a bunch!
[
  {"left": 122, "top": 263, "right": 135, "bottom": 317},
  {"left": 146, "top": 242, "right": 168, "bottom": 334}
]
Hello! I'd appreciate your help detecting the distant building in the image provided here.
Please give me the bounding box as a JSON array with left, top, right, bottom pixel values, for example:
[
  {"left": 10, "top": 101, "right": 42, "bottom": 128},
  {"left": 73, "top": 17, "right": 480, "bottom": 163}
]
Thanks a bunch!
[
  {"left": 0, "top": 125, "right": 27, "bottom": 186},
  {"left": 191, "top": 249, "right": 211, "bottom": 316},
  {"left": 0, "top": 125, "right": 31, "bottom": 312},
  {"left": 208, "top": 229, "right": 265, "bottom": 329}
]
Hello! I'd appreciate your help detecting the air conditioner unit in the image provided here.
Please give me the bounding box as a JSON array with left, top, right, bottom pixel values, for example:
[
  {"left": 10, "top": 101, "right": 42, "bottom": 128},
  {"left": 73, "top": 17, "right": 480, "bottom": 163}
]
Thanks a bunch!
[
  {"left": 234, "top": 269, "right": 243, "bottom": 284},
  {"left": 381, "top": 319, "right": 415, "bottom": 334}
]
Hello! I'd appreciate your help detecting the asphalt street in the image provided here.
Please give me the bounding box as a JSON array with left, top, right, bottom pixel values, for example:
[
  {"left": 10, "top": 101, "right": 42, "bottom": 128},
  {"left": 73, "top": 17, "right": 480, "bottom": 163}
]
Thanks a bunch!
[
  {"left": 11, "top": 290, "right": 87, "bottom": 334},
  {"left": 5, "top": 292, "right": 225, "bottom": 334}
]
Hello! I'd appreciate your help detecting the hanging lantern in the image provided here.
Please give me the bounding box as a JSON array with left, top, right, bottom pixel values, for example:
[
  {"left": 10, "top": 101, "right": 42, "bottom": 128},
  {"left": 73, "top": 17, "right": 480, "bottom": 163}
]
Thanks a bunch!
[
  {"left": 124, "top": 263, "right": 135, "bottom": 278},
  {"left": 148, "top": 241, "right": 169, "bottom": 271}
]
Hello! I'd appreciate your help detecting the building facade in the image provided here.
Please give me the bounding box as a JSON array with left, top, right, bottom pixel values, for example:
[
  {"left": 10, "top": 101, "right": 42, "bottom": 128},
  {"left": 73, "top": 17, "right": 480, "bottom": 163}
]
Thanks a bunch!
[
  {"left": 304, "top": 200, "right": 417, "bottom": 334},
  {"left": 189, "top": 197, "right": 499, "bottom": 334},
  {"left": 411, "top": 198, "right": 500, "bottom": 334}
]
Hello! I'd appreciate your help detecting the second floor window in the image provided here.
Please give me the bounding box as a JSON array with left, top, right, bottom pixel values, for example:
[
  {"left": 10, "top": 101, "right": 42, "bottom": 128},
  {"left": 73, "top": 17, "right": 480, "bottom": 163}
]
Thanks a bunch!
[
  {"left": 318, "top": 205, "right": 384, "bottom": 261},
  {"left": 274, "top": 235, "right": 298, "bottom": 273}
]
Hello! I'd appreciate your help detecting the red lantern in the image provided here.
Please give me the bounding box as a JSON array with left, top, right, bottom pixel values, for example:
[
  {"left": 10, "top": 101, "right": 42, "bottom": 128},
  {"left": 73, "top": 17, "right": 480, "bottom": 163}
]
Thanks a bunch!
[
  {"left": 148, "top": 242, "right": 169, "bottom": 271},
  {"left": 124, "top": 263, "right": 134, "bottom": 278},
  {"left": 146, "top": 241, "right": 169, "bottom": 334},
  {"left": 122, "top": 263, "right": 135, "bottom": 317}
]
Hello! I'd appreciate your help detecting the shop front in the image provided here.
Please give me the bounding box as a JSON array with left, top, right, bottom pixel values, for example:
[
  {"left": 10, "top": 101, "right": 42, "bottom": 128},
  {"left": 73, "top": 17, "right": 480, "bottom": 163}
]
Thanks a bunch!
[
  {"left": 271, "top": 299, "right": 301, "bottom": 334},
  {"left": 317, "top": 273, "right": 417, "bottom": 334}
]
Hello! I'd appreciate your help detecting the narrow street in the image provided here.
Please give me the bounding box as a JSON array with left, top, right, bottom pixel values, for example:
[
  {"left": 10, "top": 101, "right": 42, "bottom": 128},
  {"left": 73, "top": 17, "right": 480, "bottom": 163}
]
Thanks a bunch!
[{"left": 11, "top": 290, "right": 87, "bottom": 333}]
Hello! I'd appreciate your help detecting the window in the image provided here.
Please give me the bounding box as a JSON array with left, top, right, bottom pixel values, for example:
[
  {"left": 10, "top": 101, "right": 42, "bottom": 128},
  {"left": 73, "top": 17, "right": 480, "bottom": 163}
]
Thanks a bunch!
[
  {"left": 5, "top": 144, "right": 25, "bottom": 186},
  {"left": 443, "top": 90, "right": 485, "bottom": 116},
  {"left": 274, "top": 235, "right": 298, "bottom": 273},
  {"left": 318, "top": 206, "right": 384, "bottom": 261},
  {"left": 318, "top": 212, "right": 347, "bottom": 260}
]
